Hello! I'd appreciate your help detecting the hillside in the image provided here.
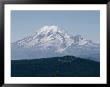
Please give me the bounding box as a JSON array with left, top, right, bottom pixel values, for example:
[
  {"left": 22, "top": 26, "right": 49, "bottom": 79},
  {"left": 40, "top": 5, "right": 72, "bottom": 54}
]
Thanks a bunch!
[{"left": 11, "top": 56, "right": 100, "bottom": 77}]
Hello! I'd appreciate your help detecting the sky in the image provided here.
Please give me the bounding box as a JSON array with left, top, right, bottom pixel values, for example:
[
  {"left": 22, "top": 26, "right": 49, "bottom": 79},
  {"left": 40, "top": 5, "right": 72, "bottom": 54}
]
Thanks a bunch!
[{"left": 11, "top": 10, "right": 100, "bottom": 43}]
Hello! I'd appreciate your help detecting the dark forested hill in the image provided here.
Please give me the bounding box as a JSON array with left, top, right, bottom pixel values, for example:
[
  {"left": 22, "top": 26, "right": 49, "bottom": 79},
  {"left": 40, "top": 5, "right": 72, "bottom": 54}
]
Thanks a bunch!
[{"left": 11, "top": 56, "right": 100, "bottom": 77}]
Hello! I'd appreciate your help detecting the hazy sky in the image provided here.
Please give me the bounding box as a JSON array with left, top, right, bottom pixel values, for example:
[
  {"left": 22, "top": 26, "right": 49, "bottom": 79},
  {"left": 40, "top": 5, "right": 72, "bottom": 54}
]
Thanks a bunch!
[{"left": 11, "top": 10, "right": 100, "bottom": 43}]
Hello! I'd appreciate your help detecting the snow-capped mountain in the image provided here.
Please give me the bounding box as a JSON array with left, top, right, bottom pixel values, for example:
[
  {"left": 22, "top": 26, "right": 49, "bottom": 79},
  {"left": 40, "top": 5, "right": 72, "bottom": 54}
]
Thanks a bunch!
[{"left": 11, "top": 26, "right": 100, "bottom": 61}]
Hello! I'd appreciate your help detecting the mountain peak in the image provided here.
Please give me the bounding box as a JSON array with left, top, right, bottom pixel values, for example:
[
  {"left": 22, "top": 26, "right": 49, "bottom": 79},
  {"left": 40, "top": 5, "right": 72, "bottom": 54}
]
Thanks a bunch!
[
  {"left": 73, "top": 34, "right": 86, "bottom": 43},
  {"left": 39, "top": 26, "right": 59, "bottom": 34},
  {"left": 12, "top": 26, "right": 100, "bottom": 61},
  {"left": 74, "top": 34, "right": 84, "bottom": 39}
]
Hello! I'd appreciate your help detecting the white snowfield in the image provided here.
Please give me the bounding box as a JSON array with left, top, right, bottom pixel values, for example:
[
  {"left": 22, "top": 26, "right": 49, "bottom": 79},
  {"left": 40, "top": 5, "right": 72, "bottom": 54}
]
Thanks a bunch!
[{"left": 11, "top": 26, "right": 100, "bottom": 61}]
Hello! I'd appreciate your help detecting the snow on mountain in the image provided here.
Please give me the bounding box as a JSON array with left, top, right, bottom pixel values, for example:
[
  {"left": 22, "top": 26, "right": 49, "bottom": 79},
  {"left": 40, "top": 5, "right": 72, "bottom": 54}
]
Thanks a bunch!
[{"left": 11, "top": 26, "right": 100, "bottom": 61}]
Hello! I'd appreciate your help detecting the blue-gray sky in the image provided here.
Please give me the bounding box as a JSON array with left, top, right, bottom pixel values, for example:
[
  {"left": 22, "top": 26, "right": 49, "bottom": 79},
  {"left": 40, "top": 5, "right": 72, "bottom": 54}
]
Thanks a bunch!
[{"left": 11, "top": 10, "right": 100, "bottom": 43}]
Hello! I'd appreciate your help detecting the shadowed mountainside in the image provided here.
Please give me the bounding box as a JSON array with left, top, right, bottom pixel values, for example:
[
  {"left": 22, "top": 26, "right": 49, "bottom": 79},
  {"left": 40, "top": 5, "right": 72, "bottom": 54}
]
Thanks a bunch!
[{"left": 11, "top": 55, "right": 100, "bottom": 77}]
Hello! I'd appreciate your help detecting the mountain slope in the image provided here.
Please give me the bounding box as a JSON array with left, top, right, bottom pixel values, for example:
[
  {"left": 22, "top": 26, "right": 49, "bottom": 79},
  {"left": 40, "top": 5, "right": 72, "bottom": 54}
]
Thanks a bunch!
[
  {"left": 11, "top": 55, "right": 100, "bottom": 77},
  {"left": 11, "top": 26, "right": 100, "bottom": 61}
]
